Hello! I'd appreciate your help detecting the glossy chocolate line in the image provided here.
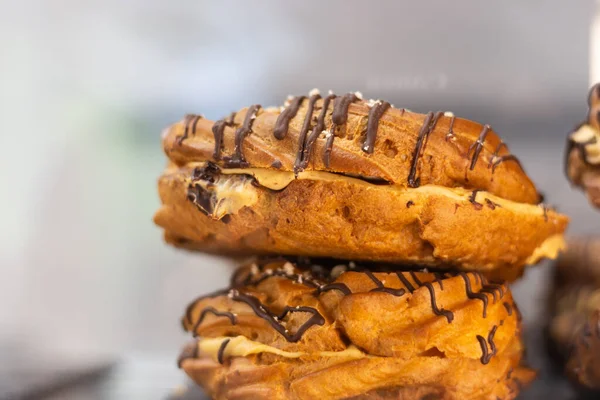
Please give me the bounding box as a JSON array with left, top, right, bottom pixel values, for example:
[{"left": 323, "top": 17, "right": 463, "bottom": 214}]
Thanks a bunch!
[
  {"left": 423, "top": 282, "right": 454, "bottom": 323},
  {"left": 503, "top": 302, "right": 513, "bottom": 316},
  {"left": 480, "top": 284, "right": 504, "bottom": 302},
  {"left": 476, "top": 325, "right": 498, "bottom": 364},
  {"left": 192, "top": 307, "right": 238, "bottom": 336},
  {"left": 468, "top": 124, "right": 491, "bottom": 170},
  {"left": 184, "top": 288, "right": 230, "bottom": 326},
  {"left": 362, "top": 101, "right": 391, "bottom": 153},
  {"left": 409, "top": 271, "right": 424, "bottom": 287},
  {"left": 211, "top": 112, "right": 236, "bottom": 160},
  {"left": 314, "top": 283, "right": 351, "bottom": 296},
  {"left": 293, "top": 94, "right": 321, "bottom": 173},
  {"left": 433, "top": 273, "right": 445, "bottom": 290},
  {"left": 459, "top": 272, "right": 489, "bottom": 318},
  {"left": 223, "top": 104, "right": 261, "bottom": 167},
  {"left": 397, "top": 272, "right": 416, "bottom": 293},
  {"left": 407, "top": 111, "right": 444, "bottom": 188},
  {"left": 363, "top": 270, "right": 407, "bottom": 296},
  {"left": 445, "top": 116, "right": 456, "bottom": 141},
  {"left": 274, "top": 96, "right": 305, "bottom": 139},
  {"left": 177, "top": 114, "right": 202, "bottom": 145},
  {"left": 331, "top": 93, "right": 359, "bottom": 125},
  {"left": 298, "top": 94, "right": 336, "bottom": 171},
  {"left": 232, "top": 291, "right": 325, "bottom": 343},
  {"left": 469, "top": 190, "right": 483, "bottom": 210},
  {"left": 217, "top": 338, "right": 231, "bottom": 364},
  {"left": 323, "top": 93, "right": 360, "bottom": 167},
  {"left": 491, "top": 154, "right": 523, "bottom": 173}
]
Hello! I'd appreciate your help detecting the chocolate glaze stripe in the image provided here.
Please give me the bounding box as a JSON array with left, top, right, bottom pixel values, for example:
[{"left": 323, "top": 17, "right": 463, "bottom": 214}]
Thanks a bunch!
[
  {"left": 445, "top": 115, "right": 456, "bottom": 141},
  {"left": 293, "top": 94, "right": 321, "bottom": 173},
  {"left": 211, "top": 112, "right": 236, "bottom": 160},
  {"left": 480, "top": 283, "right": 505, "bottom": 302},
  {"left": 362, "top": 270, "right": 406, "bottom": 296},
  {"left": 423, "top": 282, "right": 454, "bottom": 323},
  {"left": 217, "top": 338, "right": 231, "bottom": 364},
  {"left": 223, "top": 104, "right": 261, "bottom": 168},
  {"left": 476, "top": 325, "right": 498, "bottom": 364},
  {"left": 231, "top": 291, "right": 325, "bottom": 343},
  {"left": 469, "top": 190, "right": 483, "bottom": 210},
  {"left": 177, "top": 114, "right": 202, "bottom": 145},
  {"left": 488, "top": 141, "right": 524, "bottom": 173},
  {"left": 433, "top": 273, "right": 445, "bottom": 290},
  {"left": 397, "top": 272, "right": 416, "bottom": 293},
  {"left": 468, "top": 124, "right": 491, "bottom": 170},
  {"left": 459, "top": 272, "right": 489, "bottom": 318},
  {"left": 409, "top": 271, "right": 424, "bottom": 287},
  {"left": 323, "top": 93, "right": 360, "bottom": 167},
  {"left": 314, "top": 282, "right": 351, "bottom": 296},
  {"left": 298, "top": 94, "right": 336, "bottom": 171},
  {"left": 274, "top": 96, "right": 305, "bottom": 139},
  {"left": 407, "top": 111, "right": 444, "bottom": 188},
  {"left": 191, "top": 307, "right": 237, "bottom": 336},
  {"left": 362, "top": 101, "right": 391, "bottom": 154},
  {"left": 503, "top": 302, "right": 513, "bottom": 316},
  {"left": 184, "top": 288, "right": 230, "bottom": 326}
]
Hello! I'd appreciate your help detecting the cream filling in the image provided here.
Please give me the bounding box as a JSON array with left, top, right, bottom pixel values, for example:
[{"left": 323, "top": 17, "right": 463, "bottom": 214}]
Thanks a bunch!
[
  {"left": 570, "top": 124, "right": 600, "bottom": 164},
  {"left": 188, "top": 164, "right": 564, "bottom": 263},
  {"left": 198, "top": 335, "right": 366, "bottom": 363}
]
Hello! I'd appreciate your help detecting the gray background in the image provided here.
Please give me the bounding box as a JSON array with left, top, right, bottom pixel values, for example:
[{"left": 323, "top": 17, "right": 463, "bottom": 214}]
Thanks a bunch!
[{"left": 1, "top": 0, "right": 600, "bottom": 398}]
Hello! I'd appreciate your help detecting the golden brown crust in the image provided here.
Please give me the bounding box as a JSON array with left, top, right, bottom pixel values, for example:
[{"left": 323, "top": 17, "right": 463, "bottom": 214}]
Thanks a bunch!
[
  {"left": 154, "top": 164, "right": 568, "bottom": 279},
  {"left": 162, "top": 92, "right": 539, "bottom": 204},
  {"left": 566, "top": 84, "right": 600, "bottom": 208},
  {"left": 179, "top": 259, "right": 534, "bottom": 399}
]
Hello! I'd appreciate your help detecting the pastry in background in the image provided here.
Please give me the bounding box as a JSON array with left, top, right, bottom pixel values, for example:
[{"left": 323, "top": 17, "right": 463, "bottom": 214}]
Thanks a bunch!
[
  {"left": 566, "top": 83, "right": 600, "bottom": 208},
  {"left": 179, "top": 258, "right": 535, "bottom": 400},
  {"left": 549, "top": 237, "right": 600, "bottom": 389},
  {"left": 155, "top": 91, "right": 568, "bottom": 281}
]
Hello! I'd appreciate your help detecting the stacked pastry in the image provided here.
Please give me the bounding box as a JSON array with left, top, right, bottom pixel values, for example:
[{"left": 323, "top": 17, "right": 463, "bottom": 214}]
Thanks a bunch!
[
  {"left": 154, "top": 90, "right": 569, "bottom": 399},
  {"left": 566, "top": 83, "right": 600, "bottom": 208}
]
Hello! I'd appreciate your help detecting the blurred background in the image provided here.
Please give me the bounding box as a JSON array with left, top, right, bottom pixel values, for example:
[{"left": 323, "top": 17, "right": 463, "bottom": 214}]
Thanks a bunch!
[{"left": 2, "top": 0, "right": 600, "bottom": 398}]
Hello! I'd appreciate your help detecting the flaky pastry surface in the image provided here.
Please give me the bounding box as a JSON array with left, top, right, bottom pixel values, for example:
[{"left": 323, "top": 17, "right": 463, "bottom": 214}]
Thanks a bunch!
[{"left": 179, "top": 258, "right": 534, "bottom": 399}]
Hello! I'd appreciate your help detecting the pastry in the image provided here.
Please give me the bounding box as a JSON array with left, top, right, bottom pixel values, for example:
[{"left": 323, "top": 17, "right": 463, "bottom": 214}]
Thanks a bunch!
[
  {"left": 566, "top": 83, "right": 600, "bottom": 208},
  {"left": 549, "top": 237, "right": 600, "bottom": 389},
  {"left": 154, "top": 90, "right": 568, "bottom": 280},
  {"left": 178, "top": 258, "right": 535, "bottom": 400}
]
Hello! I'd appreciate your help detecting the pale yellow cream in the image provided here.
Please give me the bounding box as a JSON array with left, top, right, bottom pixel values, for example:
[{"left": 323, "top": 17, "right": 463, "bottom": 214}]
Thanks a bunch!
[
  {"left": 570, "top": 124, "right": 600, "bottom": 164},
  {"left": 198, "top": 335, "right": 366, "bottom": 363}
]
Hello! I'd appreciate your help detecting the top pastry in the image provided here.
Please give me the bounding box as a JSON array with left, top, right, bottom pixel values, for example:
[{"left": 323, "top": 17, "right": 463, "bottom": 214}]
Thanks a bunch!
[
  {"left": 155, "top": 90, "right": 568, "bottom": 279},
  {"left": 566, "top": 83, "right": 600, "bottom": 208}
]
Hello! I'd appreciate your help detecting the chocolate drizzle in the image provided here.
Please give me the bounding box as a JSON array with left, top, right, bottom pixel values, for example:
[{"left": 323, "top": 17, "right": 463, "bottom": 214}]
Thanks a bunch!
[
  {"left": 469, "top": 190, "right": 483, "bottom": 210},
  {"left": 362, "top": 101, "right": 391, "bottom": 154},
  {"left": 488, "top": 141, "right": 524, "bottom": 173},
  {"left": 423, "top": 282, "right": 454, "bottom": 323},
  {"left": 314, "top": 282, "right": 351, "bottom": 296},
  {"left": 274, "top": 96, "right": 305, "bottom": 139},
  {"left": 503, "top": 302, "right": 513, "bottom": 316},
  {"left": 476, "top": 325, "right": 498, "bottom": 364},
  {"left": 323, "top": 93, "right": 359, "bottom": 167},
  {"left": 397, "top": 272, "right": 416, "bottom": 293},
  {"left": 211, "top": 112, "right": 236, "bottom": 160},
  {"left": 192, "top": 307, "right": 237, "bottom": 336},
  {"left": 297, "top": 94, "right": 336, "bottom": 171},
  {"left": 231, "top": 291, "right": 325, "bottom": 342},
  {"left": 217, "top": 338, "right": 231, "bottom": 364},
  {"left": 467, "top": 125, "right": 491, "bottom": 170},
  {"left": 445, "top": 116, "right": 456, "bottom": 141},
  {"left": 177, "top": 114, "right": 202, "bottom": 146},
  {"left": 408, "top": 111, "right": 444, "bottom": 187},
  {"left": 293, "top": 94, "right": 321, "bottom": 173},
  {"left": 223, "top": 104, "right": 261, "bottom": 168},
  {"left": 364, "top": 270, "right": 406, "bottom": 296},
  {"left": 459, "top": 272, "right": 489, "bottom": 318}
]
